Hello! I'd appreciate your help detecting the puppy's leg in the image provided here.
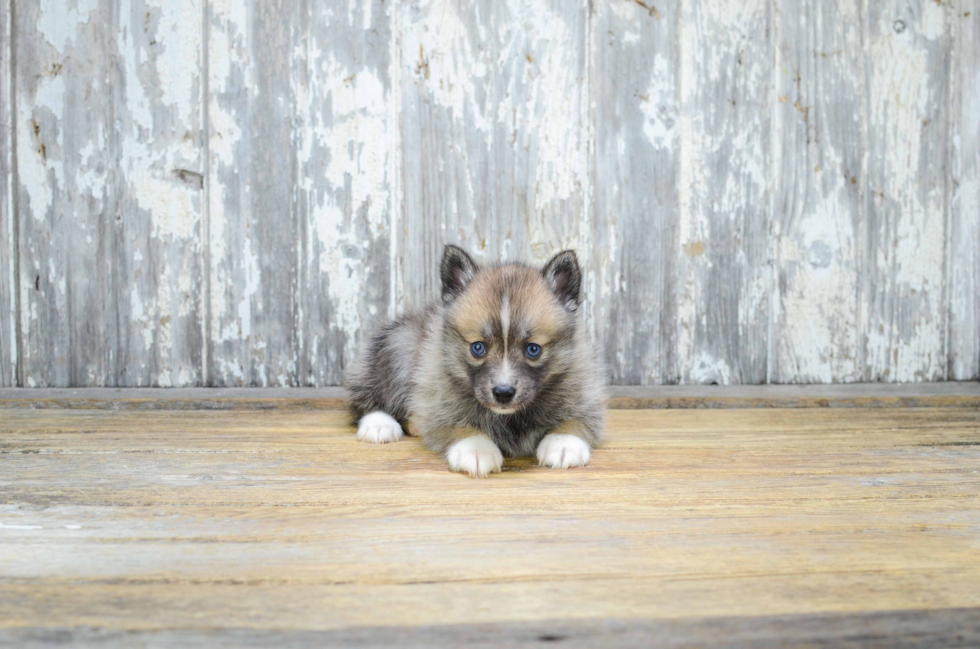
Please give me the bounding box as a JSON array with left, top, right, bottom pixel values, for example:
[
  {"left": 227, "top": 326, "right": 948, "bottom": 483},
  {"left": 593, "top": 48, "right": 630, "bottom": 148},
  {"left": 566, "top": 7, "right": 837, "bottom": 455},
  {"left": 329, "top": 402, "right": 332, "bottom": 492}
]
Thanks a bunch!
[
  {"left": 536, "top": 420, "right": 594, "bottom": 469},
  {"left": 346, "top": 315, "right": 425, "bottom": 439},
  {"left": 440, "top": 427, "right": 503, "bottom": 478},
  {"left": 356, "top": 411, "right": 404, "bottom": 444}
]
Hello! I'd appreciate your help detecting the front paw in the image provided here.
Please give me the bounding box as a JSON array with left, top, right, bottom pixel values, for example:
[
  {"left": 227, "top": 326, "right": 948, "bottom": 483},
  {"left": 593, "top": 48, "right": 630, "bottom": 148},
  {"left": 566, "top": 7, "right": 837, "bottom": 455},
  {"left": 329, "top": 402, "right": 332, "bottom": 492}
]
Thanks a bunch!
[
  {"left": 536, "top": 434, "right": 591, "bottom": 469},
  {"left": 446, "top": 436, "right": 503, "bottom": 478},
  {"left": 356, "top": 411, "right": 404, "bottom": 444}
]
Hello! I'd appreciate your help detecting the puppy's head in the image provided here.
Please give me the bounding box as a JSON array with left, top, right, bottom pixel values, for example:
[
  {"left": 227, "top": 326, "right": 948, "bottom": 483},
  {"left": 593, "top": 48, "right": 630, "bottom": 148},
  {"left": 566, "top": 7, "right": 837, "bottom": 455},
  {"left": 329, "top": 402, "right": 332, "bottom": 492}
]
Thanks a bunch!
[{"left": 440, "top": 245, "right": 582, "bottom": 414}]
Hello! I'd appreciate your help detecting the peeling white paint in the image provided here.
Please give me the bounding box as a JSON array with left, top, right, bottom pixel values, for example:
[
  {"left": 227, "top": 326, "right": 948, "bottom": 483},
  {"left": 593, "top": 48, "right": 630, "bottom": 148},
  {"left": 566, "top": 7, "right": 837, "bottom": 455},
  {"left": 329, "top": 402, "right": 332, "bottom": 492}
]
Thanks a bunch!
[
  {"left": 918, "top": 1, "right": 946, "bottom": 41},
  {"left": 208, "top": 0, "right": 252, "bottom": 376},
  {"left": 640, "top": 55, "right": 676, "bottom": 151},
  {"left": 36, "top": 0, "right": 99, "bottom": 54},
  {"left": 302, "top": 6, "right": 393, "bottom": 376},
  {"left": 1, "top": 0, "right": 13, "bottom": 385},
  {"left": 675, "top": 12, "right": 705, "bottom": 383},
  {"left": 236, "top": 240, "right": 259, "bottom": 343},
  {"left": 19, "top": 75, "right": 67, "bottom": 220},
  {"left": 401, "top": 0, "right": 491, "bottom": 135},
  {"left": 7, "top": 0, "right": 974, "bottom": 387},
  {"left": 674, "top": 0, "right": 772, "bottom": 384},
  {"left": 689, "top": 352, "right": 733, "bottom": 386},
  {"left": 153, "top": 1, "right": 202, "bottom": 121},
  {"left": 864, "top": 6, "right": 948, "bottom": 382},
  {"left": 514, "top": 0, "right": 586, "bottom": 223}
]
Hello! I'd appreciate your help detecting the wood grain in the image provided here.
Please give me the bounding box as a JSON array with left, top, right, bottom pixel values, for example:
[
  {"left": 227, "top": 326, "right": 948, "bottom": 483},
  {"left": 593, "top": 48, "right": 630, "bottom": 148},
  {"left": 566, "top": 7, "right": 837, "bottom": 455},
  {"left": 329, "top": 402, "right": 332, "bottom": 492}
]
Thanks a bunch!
[
  {"left": 14, "top": 0, "right": 205, "bottom": 387},
  {"left": 590, "top": 0, "right": 679, "bottom": 385},
  {"left": 1, "top": 406, "right": 979, "bottom": 642},
  {"left": 0, "top": 0, "right": 12, "bottom": 386},
  {"left": 15, "top": 1, "right": 111, "bottom": 387},
  {"left": 207, "top": 0, "right": 301, "bottom": 387},
  {"left": 864, "top": 0, "right": 951, "bottom": 382},
  {"left": 5, "top": 608, "right": 978, "bottom": 648},
  {"left": 675, "top": 0, "right": 772, "bottom": 385},
  {"left": 772, "top": 0, "right": 864, "bottom": 383},
  {"left": 948, "top": 7, "right": 980, "bottom": 381},
  {"left": 207, "top": 0, "right": 393, "bottom": 387}
]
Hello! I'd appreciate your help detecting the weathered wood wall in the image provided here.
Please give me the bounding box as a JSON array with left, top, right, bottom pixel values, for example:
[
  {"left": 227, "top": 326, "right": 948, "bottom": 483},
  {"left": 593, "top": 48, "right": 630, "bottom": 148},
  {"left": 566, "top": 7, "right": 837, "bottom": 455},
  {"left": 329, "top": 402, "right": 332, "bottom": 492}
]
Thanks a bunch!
[
  {"left": 1, "top": 0, "right": 13, "bottom": 386},
  {"left": 1, "top": 0, "right": 977, "bottom": 387}
]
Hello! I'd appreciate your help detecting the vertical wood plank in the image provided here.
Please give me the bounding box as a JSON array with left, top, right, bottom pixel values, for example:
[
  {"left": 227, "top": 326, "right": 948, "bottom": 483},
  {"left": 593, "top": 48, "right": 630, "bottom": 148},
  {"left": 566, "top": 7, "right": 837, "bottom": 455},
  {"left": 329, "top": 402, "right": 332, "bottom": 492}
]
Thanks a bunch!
[
  {"left": 397, "top": 0, "right": 590, "bottom": 311},
  {"left": 863, "top": 0, "right": 950, "bottom": 382},
  {"left": 15, "top": 0, "right": 106, "bottom": 386},
  {"left": 771, "top": 0, "right": 864, "bottom": 383},
  {"left": 207, "top": 0, "right": 302, "bottom": 386},
  {"left": 591, "top": 1, "right": 679, "bottom": 385},
  {"left": 15, "top": 0, "right": 204, "bottom": 387},
  {"left": 675, "top": 0, "right": 772, "bottom": 384},
  {"left": 0, "top": 0, "right": 13, "bottom": 386},
  {"left": 297, "top": 0, "right": 395, "bottom": 386},
  {"left": 947, "top": 7, "right": 979, "bottom": 381},
  {"left": 115, "top": 0, "right": 206, "bottom": 387},
  {"left": 208, "top": 0, "right": 393, "bottom": 386}
]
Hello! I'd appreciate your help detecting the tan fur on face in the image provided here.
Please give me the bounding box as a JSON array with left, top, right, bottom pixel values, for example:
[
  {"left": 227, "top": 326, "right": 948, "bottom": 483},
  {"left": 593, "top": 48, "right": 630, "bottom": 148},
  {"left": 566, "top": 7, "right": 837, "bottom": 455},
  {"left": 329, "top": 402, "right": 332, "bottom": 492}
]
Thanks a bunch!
[
  {"left": 508, "top": 274, "right": 566, "bottom": 344},
  {"left": 449, "top": 266, "right": 568, "bottom": 344}
]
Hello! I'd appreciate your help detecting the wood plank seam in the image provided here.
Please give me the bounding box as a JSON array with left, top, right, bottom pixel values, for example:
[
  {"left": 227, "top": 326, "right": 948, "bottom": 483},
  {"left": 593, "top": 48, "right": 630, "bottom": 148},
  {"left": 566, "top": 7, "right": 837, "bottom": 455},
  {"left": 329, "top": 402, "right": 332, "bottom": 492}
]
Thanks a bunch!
[
  {"left": 201, "top": 0, "right": 212, "bottom": 389},
  {"left": 0, "top": 383, "right": 976, "bottom": 410},
  {"left": 7, "top": 0, "right": 21, "bottom": 388}
]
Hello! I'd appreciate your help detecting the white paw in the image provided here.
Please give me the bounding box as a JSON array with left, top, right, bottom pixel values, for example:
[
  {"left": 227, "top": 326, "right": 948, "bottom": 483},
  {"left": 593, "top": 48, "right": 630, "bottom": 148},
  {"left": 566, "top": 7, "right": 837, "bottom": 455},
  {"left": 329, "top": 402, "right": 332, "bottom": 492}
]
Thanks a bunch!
[
  {"left": 356, "top": 411, "right": 404, "bottom": 444},
  {"left": 446, "top": 436, "right": 503, "bottom": 478},
  {"left": 536, "top": 434, "right": 591, "bottom": 469}
]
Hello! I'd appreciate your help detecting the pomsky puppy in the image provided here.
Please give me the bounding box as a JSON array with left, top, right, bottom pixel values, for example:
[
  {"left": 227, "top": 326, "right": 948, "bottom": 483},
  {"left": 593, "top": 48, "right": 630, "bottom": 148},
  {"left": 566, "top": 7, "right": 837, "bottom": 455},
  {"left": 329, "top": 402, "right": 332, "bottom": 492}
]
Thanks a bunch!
[{"left": 345, "top": 245, "right": 606, "bottom": 477}]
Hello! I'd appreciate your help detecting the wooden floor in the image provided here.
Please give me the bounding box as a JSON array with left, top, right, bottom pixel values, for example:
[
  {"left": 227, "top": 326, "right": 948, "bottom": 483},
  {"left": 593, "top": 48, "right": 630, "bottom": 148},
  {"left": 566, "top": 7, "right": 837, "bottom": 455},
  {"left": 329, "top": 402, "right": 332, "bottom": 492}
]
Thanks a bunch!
[{"left": 2, "top": 396, "right": 980, "bottom": 646}]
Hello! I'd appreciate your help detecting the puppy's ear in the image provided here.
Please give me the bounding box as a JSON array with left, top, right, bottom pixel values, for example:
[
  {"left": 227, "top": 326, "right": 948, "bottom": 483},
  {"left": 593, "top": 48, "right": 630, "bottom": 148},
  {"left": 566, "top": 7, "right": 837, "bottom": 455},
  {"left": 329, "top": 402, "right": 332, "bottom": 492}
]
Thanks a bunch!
[
  {"left": 542, "top": 250, "right": 582, "bottom": 312},
  {"left": 440, "top": 244, "right": 478, "bottom": 304}
]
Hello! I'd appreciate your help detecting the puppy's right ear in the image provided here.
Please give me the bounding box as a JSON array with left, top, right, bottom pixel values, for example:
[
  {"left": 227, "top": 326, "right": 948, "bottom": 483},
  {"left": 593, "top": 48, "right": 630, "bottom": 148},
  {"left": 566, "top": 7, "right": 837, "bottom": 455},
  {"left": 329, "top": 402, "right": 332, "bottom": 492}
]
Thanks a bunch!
[{"left": 440, "top": 244, "right": 477, "bottom": 304}]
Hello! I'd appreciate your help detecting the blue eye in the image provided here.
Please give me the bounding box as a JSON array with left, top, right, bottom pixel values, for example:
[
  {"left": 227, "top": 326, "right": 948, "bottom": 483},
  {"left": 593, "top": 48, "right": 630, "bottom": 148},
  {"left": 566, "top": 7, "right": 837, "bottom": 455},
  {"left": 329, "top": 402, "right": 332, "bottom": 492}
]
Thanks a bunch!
[
  {"left": 470, "top": 341, "right": 487, "bottom": 358},
  {"left": 525, "top": 343, "right": 542, "bottom": 359}
]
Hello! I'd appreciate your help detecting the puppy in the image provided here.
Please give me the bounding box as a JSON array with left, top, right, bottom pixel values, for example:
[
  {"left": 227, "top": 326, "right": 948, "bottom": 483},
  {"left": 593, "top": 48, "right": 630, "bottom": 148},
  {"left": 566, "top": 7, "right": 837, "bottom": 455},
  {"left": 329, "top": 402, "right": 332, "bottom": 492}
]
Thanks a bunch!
[{"left": 345, "top": 245, "right": 606, "bottom": 477}]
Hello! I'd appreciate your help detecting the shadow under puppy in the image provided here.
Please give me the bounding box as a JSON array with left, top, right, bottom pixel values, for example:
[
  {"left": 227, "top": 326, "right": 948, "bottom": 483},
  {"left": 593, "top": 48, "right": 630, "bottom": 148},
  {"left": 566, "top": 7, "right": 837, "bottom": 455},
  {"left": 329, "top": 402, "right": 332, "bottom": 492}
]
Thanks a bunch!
[{"left": 345, "top": 245, "right": 606, "bottom": 477}]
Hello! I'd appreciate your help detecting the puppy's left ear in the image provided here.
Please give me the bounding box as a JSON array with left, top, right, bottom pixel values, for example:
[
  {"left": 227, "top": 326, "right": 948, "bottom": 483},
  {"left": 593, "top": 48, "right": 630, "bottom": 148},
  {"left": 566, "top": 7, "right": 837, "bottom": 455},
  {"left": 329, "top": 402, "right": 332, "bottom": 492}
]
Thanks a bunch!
[{"left": 542, "top": 250, "right": 582, "bottom": 312}]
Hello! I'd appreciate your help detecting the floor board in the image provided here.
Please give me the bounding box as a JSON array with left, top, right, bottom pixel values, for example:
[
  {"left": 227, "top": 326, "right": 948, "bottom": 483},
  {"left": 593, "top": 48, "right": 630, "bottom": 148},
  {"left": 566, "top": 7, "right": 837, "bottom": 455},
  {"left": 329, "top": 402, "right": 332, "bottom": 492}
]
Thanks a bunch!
[{"left": 2, "top": 407, "right": 979, "bottom": 645}]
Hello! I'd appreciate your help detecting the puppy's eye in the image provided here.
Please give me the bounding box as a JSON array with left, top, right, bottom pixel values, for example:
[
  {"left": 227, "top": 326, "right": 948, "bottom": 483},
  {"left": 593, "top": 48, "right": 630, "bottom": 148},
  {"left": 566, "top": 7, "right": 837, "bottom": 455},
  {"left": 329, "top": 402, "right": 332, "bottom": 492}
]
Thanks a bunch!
[
  {"left": 470, "top": 341, "right": 487, "bottom": 358},
  {"left": 525, "top": 343, "right": 542, "bottom": 360}
]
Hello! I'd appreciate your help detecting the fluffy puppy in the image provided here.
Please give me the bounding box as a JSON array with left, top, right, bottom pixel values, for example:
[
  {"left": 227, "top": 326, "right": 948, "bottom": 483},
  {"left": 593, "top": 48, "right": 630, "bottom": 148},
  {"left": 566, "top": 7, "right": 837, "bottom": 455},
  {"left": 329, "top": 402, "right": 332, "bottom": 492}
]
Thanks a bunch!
[{"left": 345, "top": 245, "right": 606, "bottom": 477}]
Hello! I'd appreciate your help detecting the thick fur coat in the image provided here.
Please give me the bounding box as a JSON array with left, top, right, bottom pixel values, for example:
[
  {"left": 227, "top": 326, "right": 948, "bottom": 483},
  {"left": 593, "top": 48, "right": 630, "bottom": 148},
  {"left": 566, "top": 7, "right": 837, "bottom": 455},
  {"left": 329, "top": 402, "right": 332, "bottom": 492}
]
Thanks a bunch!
[{"left": 345, "top": 245, "right": 606, "bottom": 477}]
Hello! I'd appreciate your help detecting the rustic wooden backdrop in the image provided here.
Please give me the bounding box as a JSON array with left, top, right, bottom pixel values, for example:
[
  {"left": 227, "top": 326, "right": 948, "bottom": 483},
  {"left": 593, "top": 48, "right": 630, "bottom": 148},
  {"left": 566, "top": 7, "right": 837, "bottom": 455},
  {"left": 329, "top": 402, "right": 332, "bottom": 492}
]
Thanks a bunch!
[{"left": 1, "top": 0, "right": 977, "bottom": 387}]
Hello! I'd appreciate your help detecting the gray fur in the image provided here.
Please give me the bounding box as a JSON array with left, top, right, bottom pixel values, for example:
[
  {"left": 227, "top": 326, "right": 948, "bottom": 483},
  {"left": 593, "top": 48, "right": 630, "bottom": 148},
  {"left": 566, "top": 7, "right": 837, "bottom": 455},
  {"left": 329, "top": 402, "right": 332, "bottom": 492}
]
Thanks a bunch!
[{"left": 345, "top": 247, "right": 607, "bottom": 458}]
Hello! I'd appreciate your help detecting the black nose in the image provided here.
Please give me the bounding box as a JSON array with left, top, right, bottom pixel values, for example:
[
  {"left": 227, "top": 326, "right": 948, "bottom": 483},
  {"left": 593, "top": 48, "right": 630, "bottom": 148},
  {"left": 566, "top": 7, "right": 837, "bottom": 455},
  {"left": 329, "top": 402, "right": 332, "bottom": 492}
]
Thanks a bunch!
[{"left": 492, "top": 385, "right": 517, "bottom": 404}]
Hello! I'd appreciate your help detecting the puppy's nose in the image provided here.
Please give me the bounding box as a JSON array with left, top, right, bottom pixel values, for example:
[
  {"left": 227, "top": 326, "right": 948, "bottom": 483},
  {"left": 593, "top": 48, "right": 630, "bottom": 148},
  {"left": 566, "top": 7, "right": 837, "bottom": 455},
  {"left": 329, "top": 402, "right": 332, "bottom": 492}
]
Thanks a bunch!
[{"left": 492, "top": 385, "right": 517, "bottom": 404}]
